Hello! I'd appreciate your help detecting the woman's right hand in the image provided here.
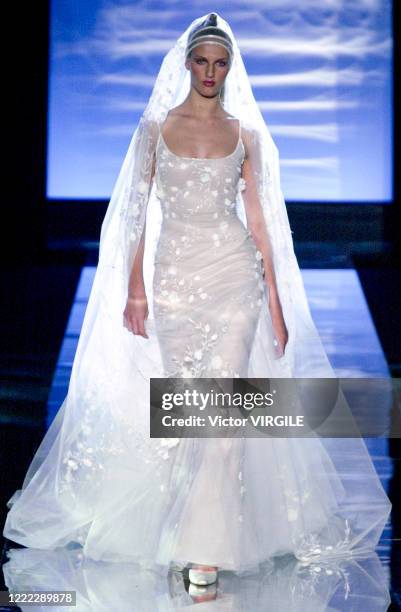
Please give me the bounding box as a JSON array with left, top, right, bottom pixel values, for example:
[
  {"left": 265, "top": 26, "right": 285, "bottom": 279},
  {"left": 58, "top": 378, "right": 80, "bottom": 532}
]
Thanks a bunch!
[
  {"left": 123, "top": 294, "right": 149, "bottom": 339},
  {"left": 268, "top": 289, "right": 289, "bottom": 357}
]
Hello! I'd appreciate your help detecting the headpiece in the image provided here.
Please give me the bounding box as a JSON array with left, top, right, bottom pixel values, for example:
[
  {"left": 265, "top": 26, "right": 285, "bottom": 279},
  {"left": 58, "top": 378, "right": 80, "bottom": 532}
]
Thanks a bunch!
[{"left": 185, "top": 12, "right": 234, "bottom": 65}]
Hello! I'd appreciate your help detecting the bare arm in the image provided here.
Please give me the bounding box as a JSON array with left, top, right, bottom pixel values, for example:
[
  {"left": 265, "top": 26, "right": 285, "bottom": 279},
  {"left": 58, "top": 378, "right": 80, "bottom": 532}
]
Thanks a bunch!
[
  {"left": 127, "top": 152, "right": 156, "bottom": 296},
  {"left": 124, "top": 152, "right": 156, "bottom": 338},
  {"left": 128, "top": 224, "right": 147, "bottom": 298},
  {"left": 241, "top": 139, "right": 278, "bottom": 297},
  {"left": 241, "top": 129, "right": 288, "bottom": 356}
]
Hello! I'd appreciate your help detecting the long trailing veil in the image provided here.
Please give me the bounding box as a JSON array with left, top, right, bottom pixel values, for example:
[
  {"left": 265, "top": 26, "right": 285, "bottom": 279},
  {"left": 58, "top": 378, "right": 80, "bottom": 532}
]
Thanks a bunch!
[{"left": 4, "top": 13, "right": 391, "bottom": 576}]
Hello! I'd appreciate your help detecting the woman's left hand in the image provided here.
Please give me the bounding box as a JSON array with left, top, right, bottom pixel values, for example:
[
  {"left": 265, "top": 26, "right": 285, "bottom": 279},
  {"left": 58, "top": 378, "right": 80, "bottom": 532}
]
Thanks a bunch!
[{"left": 268, "top": 288, "right": 288, "bottom": 357}]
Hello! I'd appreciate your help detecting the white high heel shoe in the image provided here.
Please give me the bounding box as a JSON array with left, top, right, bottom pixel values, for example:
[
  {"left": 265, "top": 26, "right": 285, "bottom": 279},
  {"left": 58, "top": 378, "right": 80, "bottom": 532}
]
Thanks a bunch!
[
  {"left": 188, "top": 564, "right": 218, "bottom": 585},
  {"left": 188, "top": 582, "right": 217, "bottom": 600}
]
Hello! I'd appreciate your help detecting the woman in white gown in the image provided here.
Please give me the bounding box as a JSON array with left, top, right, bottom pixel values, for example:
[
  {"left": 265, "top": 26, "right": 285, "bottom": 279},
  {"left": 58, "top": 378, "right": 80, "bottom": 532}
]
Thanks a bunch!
[{"left": 3, "top": 13, "right": 391, "bottom": 585}]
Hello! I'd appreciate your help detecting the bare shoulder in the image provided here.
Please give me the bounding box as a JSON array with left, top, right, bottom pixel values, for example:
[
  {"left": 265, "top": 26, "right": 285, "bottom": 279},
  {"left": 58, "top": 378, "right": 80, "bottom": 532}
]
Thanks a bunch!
[
  {"left": 220, "top": 113, "right": 241, "bottom": 130},
  {"left": 239, "top": 123, "right": 258, "bottom": 160},
  {"left": 240, "top": 124, "right": 251, "bottom": 159},
  {"left": 221, "top": 113, "right": 242, "bottom": 142},
  {"left": 166, "top": 105, "right": 186, "bottom": 119},
  {"left": 140, "top": 116, "right": 160, "bottom": 140}
]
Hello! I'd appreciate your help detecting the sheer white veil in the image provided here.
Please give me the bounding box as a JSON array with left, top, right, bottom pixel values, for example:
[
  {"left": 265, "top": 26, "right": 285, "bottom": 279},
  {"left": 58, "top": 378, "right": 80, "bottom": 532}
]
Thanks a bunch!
[{"left": 4, "top": 12, "right": 391, "bottom": 571}]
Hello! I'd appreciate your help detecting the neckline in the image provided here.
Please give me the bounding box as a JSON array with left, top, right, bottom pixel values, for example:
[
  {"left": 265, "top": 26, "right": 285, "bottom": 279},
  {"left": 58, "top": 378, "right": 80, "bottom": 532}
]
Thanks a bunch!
[{"left": 158, "top": 119, "right": 242, "bottom": 161}]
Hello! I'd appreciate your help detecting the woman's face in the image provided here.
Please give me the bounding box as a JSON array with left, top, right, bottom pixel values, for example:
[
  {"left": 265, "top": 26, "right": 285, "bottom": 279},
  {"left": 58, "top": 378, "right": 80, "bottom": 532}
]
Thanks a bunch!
[{"left": 185, "top": 43, "right": 230, "bottom": 98}]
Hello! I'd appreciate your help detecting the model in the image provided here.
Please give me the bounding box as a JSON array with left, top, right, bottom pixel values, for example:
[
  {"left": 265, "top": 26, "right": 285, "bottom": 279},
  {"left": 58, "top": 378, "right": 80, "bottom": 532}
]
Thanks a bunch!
[{"left": 3, "top": 13, "right": 391, "bottom": 589}]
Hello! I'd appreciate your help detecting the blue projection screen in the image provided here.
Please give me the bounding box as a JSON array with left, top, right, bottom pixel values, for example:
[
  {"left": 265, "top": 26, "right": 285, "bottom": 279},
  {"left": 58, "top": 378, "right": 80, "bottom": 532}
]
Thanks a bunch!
[{"left": 47, "top": 1, "right": 393, "bottom": 202}]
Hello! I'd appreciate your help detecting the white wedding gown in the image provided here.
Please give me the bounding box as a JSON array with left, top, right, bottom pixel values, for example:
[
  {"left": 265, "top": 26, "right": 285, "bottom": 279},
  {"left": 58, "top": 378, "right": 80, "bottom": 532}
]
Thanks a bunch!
[{"left": 3, "top": 119, "right": 391, "bottom": 577}]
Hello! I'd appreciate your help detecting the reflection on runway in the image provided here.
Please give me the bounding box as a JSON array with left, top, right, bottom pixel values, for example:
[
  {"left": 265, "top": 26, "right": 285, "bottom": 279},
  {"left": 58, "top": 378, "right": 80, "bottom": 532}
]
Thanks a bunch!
[{"left": 2, "top": 546, "right": 391, "bottom": 611}]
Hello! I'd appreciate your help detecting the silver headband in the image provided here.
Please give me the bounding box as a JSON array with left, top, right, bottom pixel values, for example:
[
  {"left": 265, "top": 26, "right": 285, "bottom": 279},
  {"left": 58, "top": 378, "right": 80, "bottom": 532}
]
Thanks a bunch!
[{"left": 185, "top": 33, "right": 233, "bottom": 63}]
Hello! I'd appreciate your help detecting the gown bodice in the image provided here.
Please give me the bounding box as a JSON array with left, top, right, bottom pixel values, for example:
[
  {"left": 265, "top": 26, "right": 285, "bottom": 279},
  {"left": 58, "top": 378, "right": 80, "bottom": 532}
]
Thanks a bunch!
[
  {"left": 151, "top": 119, "right": 265, "bottom": 379},
  {"left": 154, "top": 121, "right": 247, "bottom": 224}
]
